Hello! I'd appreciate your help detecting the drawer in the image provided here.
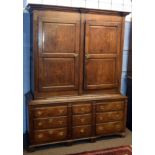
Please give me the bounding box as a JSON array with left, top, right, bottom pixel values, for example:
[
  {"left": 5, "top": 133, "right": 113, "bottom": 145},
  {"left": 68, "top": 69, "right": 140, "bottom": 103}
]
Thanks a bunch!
[
  {"left": 33, "top": 128, "right": 67, "bottom": 144},
  {"left": 96, "top": 121, "right": 124, "bottom": 135},
  {"left": 96, "top": 111, "right": 124, "bottom": 123},
  {"left": 73, "top": 114, "right": 92, "bottom": 126},
  {"left": 96, "top": 102, "right": 124, "bottom": 112},
  {"left": 73, "top": 125, "right": 92, "bottom": 139},
  {"left": 72, "top": 104, "right": 92, "bottom": 114},
  {"left": 33, "top": 106, "right": 67, "bottom": 118},
  {"left": 33, "top": 116, "right": 67, "bottom": 130}
]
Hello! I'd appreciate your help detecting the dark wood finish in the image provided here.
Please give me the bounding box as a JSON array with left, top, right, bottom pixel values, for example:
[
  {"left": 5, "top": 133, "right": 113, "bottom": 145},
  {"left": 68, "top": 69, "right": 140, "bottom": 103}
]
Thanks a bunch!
[
  {"left": 32, "top": 128, "right": 67, "bottom": 144},
  {"left": 26, "top": 4, "right": 129, "bottom": 149},
  {"left": 32, "top": 106, "right": 67, "bottom": 118},
  {"left": 28, "top": 97, "right": 127, "bottom": 146},
  {"left": 27, "top": 4, "right": 129, "bottom": 16},
  {"left": 33, "top": 116, "right": 67, "bottom": 129},
  {"left": 72, "top": 114, "right": 92, "bottom": 126},
  {"left": 84, "top": 21, "right": 121, "bottom": 90},
  {"left": 72, "top": 103, "right": 92, "bottom": 114},
  {"left": 96, "top": 121, "right": 124, "bottom": 135},
  {"left": 72, "top": 125, "right": 92, "bottom": 139},
  {"left": 96, "top": 111, "right": 124, "bottom": 123}
]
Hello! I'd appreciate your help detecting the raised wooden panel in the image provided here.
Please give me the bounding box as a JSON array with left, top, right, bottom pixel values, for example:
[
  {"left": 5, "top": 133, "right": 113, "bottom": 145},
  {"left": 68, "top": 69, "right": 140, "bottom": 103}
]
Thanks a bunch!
[
  {"left": 39, "top": 58, "right": 77, "bottom": 91},
  {"left": 89, "top": 26, "right": 117, "bottom": 54},
  {"left": 85, "top": 58, "right": 117, "bottom": 89},
  {"left": 36, "top": 16, "right": 80, "bottom": 93},
  {"left": 84, "top": 21, "right": 121, "bottom": 90},
  {"left": 43, "top": 22, "right": 76, "bottom": 53}
]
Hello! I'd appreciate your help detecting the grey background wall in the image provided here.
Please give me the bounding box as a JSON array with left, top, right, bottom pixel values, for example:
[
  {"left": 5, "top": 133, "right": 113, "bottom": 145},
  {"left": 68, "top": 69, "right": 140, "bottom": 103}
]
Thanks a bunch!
[{"left": 23, "top": 3, "right": 132, "bottom": 134}]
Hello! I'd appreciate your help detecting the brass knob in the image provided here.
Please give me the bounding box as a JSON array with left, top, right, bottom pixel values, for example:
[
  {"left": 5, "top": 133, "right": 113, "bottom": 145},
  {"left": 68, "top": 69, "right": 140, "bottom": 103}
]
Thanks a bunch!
[
  {"left": 49, "top": 130, "right": 53, "bottom": 135},
  {"left": 49, "top": 118, "right": 53, "bottom": 123},
  {"left": 80, "top": 129, "right": 84, "bottom": 133},
  {"left": 38, "top": 122, "right": 42, "bottom": 126},
  {"left": 81, "top": 107, "right": 84, "bottom": 111},
  {"left": 59, "top": 109, "right": 64, "bottom": 114},
  {"left": 59, "top": 131, "right": 64, "bottom": 136},
  {"left": 37, "top": 134, "right": 43, "bottom": 139},
  {"left": 81, "top": 118, "right": 85, "bottom": 123},
  {"left": 116, "top": 114, "right": 120, "bottom": 118},
  {"left": 100, "top": 117, "right": 103, "bottom": 120},
  {"left": 85, "top": 54, "right": 90, "bottom": 59},
  {"left": 98, "top": 126, "right": 103, "bottom": 130},
  {"left": 37, "top": 111, "right": 42, "bottom": 116}
]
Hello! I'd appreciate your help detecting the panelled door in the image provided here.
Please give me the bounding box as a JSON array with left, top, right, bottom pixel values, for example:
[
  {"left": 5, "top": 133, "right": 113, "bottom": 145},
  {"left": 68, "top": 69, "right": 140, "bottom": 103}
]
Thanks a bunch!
[
  {"left": 38, "top": 16, "right": 80, "bottom": 92},
  {"left": 84, "top": 21, "right": 122, "bottom": 90}
]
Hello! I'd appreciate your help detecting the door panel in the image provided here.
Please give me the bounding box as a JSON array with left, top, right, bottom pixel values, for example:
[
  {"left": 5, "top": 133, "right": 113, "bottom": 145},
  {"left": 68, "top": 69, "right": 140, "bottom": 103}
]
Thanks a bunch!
[
  {"left": 86, "top": 58, "right": 117, "bottom": 89},
  {"left": 89, "top": 26, "right": 117, "bottom": 53},
  {"left": 38, "top": 17, "right": 80, "bottom": 92},
  {"left": 84, "top": 21, "right": 121, "bottom": 90},
  {"left": 43, "top": 23, "right": 76, "bottom": 53}
]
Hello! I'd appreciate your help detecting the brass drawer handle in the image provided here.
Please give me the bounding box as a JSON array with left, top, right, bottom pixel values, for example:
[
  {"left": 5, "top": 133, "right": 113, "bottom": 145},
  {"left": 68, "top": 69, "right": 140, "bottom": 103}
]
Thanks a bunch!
[
  {"left": 81, "top": 118, "right": 85, "bottom": 123},
  {"left": 59, "top": 131, "right": 64, "bottom": 136},
  {"left": 38, "top": 122, "right": 43, "bottom": 126},
  {"left": 59, "top": 109, "right": 64, "bottom": 114},
  {"left": 49, "top": 130, "right": 53, "bottom": 135},
  {"left": 99, "top": 116, "right": 103, "bottom": 120},
  {"left": 48, "top": 118, "right": 53, "bottom": 123},
  {"left": 81, "top": 107, "right": 85, "bottom": 111},
  {"left": 116, "top": 114, "right": 120, "bottom": 118},
  {"left": 37, "top": 111, "right": 42, "bottom": 116},
  {"left": 37, "top": 134, "right": 43, "bottom": 139},
  {"left": 80, "top": 129, "right": 85, "bottom": 133},
  {"left": 98, "top": 126, "right": 104, "bottom": 130}
]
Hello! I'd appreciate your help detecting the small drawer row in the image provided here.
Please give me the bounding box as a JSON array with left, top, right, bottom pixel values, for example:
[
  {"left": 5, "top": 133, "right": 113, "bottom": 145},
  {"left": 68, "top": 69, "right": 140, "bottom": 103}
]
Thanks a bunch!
[
  {"left": 33, "top": 111, "right": 124, "bottom": 130},
  {"left": 32, "top": 121, "right": 124, "bottom": 144},
  {"left": 32, "top": 101, "right": 124, "bottom": 118}
]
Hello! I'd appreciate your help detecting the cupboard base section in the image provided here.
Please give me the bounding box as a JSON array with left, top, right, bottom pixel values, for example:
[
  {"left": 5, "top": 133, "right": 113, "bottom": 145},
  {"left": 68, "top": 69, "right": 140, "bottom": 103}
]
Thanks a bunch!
[{"left": 27, "top": 94, "right": 127, "bottom": 150}]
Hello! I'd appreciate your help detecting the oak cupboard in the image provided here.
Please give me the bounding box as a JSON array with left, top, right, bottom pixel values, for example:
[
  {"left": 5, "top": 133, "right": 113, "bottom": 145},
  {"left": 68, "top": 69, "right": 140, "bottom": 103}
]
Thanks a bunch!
[{"left": 26, "top": 4, "right": 129, "bottom": 150}]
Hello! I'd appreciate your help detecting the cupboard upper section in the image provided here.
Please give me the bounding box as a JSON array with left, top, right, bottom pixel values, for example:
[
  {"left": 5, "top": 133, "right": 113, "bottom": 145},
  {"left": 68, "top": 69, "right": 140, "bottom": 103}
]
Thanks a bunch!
[{"left": 28, "top": 5, "right": 129, "bottom": 99}]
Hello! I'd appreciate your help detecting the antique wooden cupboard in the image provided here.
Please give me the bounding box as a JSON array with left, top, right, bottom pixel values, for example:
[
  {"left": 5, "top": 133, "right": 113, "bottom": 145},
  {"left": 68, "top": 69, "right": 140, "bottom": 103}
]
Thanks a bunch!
[{"left": 26, "top": 4, "right": 129, "bottom": 149}]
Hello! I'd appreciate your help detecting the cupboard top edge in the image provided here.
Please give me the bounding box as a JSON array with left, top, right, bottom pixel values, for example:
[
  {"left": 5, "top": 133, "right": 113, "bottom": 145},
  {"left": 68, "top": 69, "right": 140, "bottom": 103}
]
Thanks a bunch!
[{"left": 26, "top": 4, "right": 130, "bottom": 16}]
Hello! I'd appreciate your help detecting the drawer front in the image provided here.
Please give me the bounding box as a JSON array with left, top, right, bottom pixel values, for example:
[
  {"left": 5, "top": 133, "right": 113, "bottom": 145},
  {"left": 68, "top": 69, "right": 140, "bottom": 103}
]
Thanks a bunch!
[
  {"left": 96, "top": 122, "right": 124, "bottom": 135},
  {"left": 72, "top": 104, "right": 92, "bottom": 114},
  {"left": 33, "top": 128, "right": 67, "bottom": 144},
  {"left": 73, "top": 114, "right": 92, "bottom": 126},
  {"left": 33, "top": 106, "right": 67, "bottom": 118},
  {"left": 96, "top": 111, "right": 124, "bottom": 123},
  {"left": 96, "top": 102, "right": 124, "bottom": 112},
  {"left": 33, "top": 116, "right": 67, "bottom": 130},
  {"left": 73, "top": 126, "right": 92, "bottom": 139}
]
